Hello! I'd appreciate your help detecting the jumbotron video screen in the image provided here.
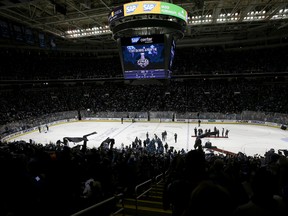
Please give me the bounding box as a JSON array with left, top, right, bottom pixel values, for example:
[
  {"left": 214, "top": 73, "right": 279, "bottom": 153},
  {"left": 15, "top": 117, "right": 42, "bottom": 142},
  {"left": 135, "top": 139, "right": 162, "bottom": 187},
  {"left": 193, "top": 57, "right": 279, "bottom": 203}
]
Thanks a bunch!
[{"left": 119, "top": 34, "right": 172, "bottom": 79}]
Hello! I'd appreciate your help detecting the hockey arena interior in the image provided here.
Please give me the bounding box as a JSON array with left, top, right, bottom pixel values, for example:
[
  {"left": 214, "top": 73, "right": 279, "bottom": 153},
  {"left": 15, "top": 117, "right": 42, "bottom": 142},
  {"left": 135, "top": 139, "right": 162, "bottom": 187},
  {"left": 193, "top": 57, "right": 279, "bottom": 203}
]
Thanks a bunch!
[{"left": 1, "top": 1, "right": 288, "bottom": 216}]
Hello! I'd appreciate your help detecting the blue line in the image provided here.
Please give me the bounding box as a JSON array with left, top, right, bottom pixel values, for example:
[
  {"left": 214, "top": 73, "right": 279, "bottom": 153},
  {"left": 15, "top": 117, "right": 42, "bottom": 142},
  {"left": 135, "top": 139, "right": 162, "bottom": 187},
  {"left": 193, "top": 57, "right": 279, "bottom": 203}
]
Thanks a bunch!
[
  {"left": 186, "top": 120, "right": 190, "bottom": 151},
  {"left": 152, "top": 121, "right": 161, "bottom": 135},
  {"left": 113, "top": 122, "right": 134, "bottom": 137}
]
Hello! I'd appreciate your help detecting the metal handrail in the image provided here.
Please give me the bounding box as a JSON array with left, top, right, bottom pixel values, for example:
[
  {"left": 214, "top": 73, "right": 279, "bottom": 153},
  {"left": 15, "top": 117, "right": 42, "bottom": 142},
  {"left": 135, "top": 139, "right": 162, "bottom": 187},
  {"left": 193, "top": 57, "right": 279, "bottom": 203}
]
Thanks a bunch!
[
  {"left": 70, "top": 193, "right": 124, "bottom": 216},
  {"left": 134, "top": 172, "right": 165, "bottom": 215},
  {"left": 135, "top": 179, "right": 153, "bottom": 214},
  {"left": 70, "top": 172, "right": 166, "bottom": 216},
  {"left": 155, "top": 173, "right": 164, "bottom": 184}
]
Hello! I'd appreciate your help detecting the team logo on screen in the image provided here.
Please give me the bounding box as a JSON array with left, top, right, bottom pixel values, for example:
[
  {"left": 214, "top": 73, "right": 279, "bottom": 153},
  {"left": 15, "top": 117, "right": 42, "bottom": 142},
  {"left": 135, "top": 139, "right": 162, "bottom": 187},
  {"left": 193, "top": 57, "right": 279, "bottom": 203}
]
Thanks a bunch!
[{"left": 137, "top": 53, "right": 149, "bottom": 68}]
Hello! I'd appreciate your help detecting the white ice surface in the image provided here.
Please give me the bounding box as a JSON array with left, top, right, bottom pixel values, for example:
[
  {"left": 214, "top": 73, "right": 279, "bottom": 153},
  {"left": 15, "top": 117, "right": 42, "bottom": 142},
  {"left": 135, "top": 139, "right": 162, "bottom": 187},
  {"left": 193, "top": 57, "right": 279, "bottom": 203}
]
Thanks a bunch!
[{"left": 7, "top": 121, "right": 288, "bottom": 157}]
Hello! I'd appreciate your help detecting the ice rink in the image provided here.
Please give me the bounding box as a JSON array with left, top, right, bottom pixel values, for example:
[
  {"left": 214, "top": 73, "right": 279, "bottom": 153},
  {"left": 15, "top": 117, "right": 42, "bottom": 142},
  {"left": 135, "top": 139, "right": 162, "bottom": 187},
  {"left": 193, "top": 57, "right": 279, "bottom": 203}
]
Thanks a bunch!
[{"left": 7, "top": 120, "right": 288, "bottom": 157}]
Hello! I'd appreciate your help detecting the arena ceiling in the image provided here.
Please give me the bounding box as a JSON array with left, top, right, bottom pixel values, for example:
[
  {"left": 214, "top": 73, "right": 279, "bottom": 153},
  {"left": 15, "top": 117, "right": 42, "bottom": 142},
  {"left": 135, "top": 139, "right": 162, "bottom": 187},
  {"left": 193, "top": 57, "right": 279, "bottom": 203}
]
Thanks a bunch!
[{"left": 0, "top": 0, "right": 288, "bottom": 51}]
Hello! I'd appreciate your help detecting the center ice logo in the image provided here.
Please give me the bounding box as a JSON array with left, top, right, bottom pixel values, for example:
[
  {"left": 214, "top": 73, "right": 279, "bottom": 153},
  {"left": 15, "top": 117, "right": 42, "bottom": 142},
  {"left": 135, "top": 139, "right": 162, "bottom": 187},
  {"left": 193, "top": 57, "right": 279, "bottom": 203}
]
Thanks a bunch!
[
  {"left": 126, "top": 4, "right": 138, "bottom": 13},
  {"left": 143, "top": 3, "right": 156, "bottom": 11}
]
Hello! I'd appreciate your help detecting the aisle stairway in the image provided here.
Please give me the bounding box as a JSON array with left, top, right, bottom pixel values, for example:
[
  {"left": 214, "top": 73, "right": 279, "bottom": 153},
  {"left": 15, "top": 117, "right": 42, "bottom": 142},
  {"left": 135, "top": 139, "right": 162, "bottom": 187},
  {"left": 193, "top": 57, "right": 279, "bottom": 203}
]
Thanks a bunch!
[{"left": 115, "top": 181, "right": 172, "bottom": 216}]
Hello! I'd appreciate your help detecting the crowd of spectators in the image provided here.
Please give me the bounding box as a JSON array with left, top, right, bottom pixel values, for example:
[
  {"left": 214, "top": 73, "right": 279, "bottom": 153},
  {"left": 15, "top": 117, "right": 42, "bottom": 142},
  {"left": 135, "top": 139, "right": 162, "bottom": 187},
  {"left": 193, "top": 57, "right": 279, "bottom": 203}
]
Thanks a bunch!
[
  {"left": 172, "top": 46, "right": 288, "bottom": 75},
  {"left": 0, "top": 45, "right": 288, "bottom": 80},
  {"left": 163, "top": 148, "right": 288, "bottom": 216},
  {"left": 0, "top": 50, "right": 122, "bottom": 80},
  {"left": 1, "top": 78, "right": 287, "bottom": 126},
  {"left": 0, "top": 133, "right": 288, "bottom": 216},
  {"left": 0, "top": 139, "right": 169, "bottom": 216}
]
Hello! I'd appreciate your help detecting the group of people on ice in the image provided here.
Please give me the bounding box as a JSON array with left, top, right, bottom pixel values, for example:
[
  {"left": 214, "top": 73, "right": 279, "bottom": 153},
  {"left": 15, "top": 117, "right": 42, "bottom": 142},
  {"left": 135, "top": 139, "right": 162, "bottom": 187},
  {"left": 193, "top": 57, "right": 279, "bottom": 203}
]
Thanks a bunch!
[{"left": 194, "top": 126, "right": 229, "bottom": 138}]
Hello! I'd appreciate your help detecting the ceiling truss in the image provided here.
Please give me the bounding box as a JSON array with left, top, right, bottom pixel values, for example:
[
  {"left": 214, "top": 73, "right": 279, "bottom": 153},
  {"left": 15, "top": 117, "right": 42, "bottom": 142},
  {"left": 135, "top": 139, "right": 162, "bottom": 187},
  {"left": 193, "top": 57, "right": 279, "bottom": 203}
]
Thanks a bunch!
[{"left": 0, "top": 0, "right": 287, "bottom": 50}]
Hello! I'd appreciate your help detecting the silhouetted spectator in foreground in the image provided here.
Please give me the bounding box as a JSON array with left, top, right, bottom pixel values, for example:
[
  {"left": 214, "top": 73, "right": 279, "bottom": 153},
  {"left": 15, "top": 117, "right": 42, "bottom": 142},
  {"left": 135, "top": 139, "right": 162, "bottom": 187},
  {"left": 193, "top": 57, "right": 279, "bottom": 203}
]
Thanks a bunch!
[
  {"left": 182, "top": 180, "right": 234, "bottom": 216},
  {"left": 233, "top": 167, "right": 287, "bottom": 216},
  {"left": 164, "top": 149, "right": 207, "bottom": 216}
]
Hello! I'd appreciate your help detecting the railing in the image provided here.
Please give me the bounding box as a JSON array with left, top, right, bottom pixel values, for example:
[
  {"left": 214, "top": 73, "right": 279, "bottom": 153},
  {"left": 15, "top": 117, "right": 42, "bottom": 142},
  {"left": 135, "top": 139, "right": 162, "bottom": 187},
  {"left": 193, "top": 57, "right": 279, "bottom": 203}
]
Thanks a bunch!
[
  {"left": 134, "top": 172, "right": 165, "bottom": 215},
  {"left": 135, "top": 179, "right": 153, "bottom": 215},
  {"left": 69, "top": 173, "right": 165, "bottom": 216},
  {"left": 155, "top": 173, "right": 164, "bottom": 184},
  {"left": 70, "top": 193, "right": 124, "bottom": 216}
]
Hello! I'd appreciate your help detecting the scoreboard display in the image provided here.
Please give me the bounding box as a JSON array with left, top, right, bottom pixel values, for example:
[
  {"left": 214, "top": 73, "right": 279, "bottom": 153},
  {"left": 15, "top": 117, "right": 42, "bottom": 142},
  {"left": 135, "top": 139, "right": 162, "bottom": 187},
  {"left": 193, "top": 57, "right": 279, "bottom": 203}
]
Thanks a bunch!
[
  {"left": 120, "top": 35, "right": 167, "bottom": 79},
  {"left": 118, "top": 34, "right": 175, "bottom": 79}
]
